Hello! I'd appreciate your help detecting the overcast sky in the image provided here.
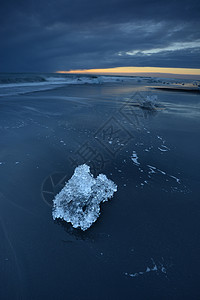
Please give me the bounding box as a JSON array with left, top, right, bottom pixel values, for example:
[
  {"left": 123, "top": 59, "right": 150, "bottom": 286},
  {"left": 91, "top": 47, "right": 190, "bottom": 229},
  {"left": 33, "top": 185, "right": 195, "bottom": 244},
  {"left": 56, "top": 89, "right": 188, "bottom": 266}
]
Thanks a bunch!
[{"left": 1, "top": 0, "right": 200, "bottom": 72}]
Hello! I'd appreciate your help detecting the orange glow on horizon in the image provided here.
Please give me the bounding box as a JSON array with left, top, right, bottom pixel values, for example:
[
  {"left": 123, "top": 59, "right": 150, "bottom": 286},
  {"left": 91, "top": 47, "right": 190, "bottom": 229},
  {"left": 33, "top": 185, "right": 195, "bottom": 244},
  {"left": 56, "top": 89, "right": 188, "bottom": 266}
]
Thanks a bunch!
[{"left": 56, "top": 66, "right": 200, "bottom": 76}]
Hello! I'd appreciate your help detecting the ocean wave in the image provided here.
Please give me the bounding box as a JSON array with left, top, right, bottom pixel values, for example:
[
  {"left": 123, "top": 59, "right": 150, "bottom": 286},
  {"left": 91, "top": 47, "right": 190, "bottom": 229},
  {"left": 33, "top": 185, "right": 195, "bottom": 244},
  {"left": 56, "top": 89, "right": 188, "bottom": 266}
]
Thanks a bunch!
[
  {"left": 0, "top": 73, "right": 136, "bottom": 96},
  {"left": 0, "top": 75, "right": 47, "bottom": 85},
  {"left": 0, "top": 73, "right": 134, "bottom": 86}
]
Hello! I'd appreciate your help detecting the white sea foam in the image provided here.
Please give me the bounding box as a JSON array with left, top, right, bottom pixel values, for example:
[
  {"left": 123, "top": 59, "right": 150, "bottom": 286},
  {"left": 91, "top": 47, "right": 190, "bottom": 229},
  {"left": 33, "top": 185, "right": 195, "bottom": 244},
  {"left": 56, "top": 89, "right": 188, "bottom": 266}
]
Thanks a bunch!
[{"left": 0, "top": 74, "right": 138, "bottom": 96}]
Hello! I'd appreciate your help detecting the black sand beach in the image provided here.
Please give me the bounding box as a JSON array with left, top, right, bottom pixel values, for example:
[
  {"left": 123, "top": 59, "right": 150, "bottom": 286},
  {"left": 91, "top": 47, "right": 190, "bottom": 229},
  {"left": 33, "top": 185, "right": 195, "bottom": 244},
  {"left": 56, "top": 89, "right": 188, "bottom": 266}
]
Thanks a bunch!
[{"left": 0, "top": 78, "right": 200, "bottom": 299}]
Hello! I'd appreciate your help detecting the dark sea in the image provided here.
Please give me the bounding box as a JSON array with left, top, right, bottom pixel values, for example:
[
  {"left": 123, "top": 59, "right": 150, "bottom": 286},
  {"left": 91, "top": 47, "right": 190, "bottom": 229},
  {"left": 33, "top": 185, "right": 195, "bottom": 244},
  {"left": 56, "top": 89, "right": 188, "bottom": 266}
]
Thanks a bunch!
[{"left": 0, "top": 73, "right": 200, "bottom": 300}]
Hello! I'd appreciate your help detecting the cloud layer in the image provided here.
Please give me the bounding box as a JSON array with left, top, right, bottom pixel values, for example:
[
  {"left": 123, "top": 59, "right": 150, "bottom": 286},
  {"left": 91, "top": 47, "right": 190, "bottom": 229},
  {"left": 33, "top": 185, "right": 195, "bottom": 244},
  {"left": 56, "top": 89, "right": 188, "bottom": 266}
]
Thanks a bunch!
[{"left": 1, "top": 0, "right": 200, "bottom": 72}]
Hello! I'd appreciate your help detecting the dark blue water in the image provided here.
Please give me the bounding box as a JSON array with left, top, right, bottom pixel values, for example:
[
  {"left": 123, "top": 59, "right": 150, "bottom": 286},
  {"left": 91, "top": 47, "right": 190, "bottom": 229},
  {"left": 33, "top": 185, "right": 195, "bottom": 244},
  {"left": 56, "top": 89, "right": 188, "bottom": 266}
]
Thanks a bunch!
[{"left": 0, "top": 80, "right": 200, "bottom": 299}]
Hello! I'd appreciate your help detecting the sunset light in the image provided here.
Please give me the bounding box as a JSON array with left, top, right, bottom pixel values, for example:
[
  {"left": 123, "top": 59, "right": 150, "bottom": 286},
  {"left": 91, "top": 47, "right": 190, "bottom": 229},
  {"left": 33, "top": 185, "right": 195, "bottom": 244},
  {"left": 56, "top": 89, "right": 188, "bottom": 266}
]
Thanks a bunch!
[{"left": 57, "top": 66, "right": 200, "bottom": 77}]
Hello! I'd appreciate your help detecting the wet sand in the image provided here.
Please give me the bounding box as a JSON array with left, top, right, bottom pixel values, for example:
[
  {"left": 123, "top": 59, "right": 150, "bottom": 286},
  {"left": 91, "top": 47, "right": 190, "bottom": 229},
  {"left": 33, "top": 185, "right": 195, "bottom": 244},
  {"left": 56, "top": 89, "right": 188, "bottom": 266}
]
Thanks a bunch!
[{"left": 0, "top": 81, "right": 200, "bottom": 299}]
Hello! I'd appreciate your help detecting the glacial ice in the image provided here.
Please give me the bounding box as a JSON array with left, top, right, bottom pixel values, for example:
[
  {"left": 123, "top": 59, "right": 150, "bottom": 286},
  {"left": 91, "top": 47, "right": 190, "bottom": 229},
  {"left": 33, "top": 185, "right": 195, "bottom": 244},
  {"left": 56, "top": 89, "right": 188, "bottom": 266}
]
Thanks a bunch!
[
  {"left": 52, "top": 164, "right": 117, "bottom": 231},
  {"left": 131, "top": 151, "right": 140, "bottom": 165},
  {"left": 139, "top": 95, "right": 158, "bottom": 110}
]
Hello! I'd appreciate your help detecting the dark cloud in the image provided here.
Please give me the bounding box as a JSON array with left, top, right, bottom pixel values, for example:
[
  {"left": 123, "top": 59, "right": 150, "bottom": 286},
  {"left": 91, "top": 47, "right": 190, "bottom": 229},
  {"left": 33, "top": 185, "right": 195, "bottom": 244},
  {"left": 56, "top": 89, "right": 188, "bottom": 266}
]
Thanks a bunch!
[{"left": 0, "top": 0, "right": 200, "bottom": 72}]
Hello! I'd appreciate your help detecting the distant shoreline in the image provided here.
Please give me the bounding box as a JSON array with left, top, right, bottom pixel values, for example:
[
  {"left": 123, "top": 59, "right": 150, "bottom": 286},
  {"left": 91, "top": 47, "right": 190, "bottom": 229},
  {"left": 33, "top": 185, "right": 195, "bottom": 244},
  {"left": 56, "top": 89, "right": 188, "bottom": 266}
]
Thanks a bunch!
[{"left": 153, "top": 86, "right": 200, "bottom": 93}]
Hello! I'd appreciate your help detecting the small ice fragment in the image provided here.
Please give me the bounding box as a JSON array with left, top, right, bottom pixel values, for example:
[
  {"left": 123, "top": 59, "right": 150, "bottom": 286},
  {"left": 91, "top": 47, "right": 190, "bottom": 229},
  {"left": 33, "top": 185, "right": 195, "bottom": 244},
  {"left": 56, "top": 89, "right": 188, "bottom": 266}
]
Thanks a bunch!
[
  {"left": 130, "top": 273, "right": 138, "bottom": 277},
  {"left": 146, "top": 267, "right": 151, "bottom": 272},
  {"left": 157, "top": 169, "right": 166, "bottom": 175},
  {"left": 148, "top": 169, "right": 155, "bottom": 174},
  {"left": 15, "top": 162, "right": 20, "bottom": 164},
  {"left": 131, "top": 151, "right": 140, "bottom": 165},
  {"left": 169, "top": 175, "right": 180, "bottom": 184},
  {"left": 136, "top": 142, "right": 144, "bottom": 146},
  {"left": 152, "top": 265, "right": 158, "bottom": 271},
  {"left": 52, "top": 164, "right": 117, "bottom": 231},
  {"left": 147, "top": 165, "right": 156, "bottom": 169},
  {"left": 161, "top": 145, "right": 170, "bottom": 150},
  {"left": 161, "top": 266, "right": 167, "bottom": 273},
  {"left": 158, "top": 147, "right": 168, "bottom": 152},
  {"left": 148, "top": 165, "right": 156, "bottom": 174}
]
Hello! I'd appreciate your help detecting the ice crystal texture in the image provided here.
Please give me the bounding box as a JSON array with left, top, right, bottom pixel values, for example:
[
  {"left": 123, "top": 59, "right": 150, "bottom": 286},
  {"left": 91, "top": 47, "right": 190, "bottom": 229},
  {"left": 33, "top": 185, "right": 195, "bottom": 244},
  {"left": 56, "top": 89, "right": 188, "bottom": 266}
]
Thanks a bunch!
[
  {"left": 140, "top": 95, "right": 158, "bottom": 110},
  {"left": 52, "top": 164, "right": 117, "bottom": 231}
]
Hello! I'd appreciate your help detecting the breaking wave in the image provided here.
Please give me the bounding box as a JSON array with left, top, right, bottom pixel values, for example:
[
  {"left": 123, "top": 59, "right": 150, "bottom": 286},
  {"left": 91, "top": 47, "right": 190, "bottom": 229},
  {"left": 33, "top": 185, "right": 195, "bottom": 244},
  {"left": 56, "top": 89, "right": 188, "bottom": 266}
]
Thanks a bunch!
[{"left": 0, "top": 73, "right": 135, "bottom": 96}]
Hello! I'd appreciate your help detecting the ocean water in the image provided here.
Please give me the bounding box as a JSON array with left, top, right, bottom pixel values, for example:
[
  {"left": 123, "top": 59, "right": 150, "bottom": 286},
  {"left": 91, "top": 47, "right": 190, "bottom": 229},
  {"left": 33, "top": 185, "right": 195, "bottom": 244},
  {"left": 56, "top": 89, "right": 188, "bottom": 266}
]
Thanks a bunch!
[
  {"left": 0, "top": 73, "right": 139, "bottom": 97},
  {"left": 0, "top": 73, "right": 200, "bottom": 299}
]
